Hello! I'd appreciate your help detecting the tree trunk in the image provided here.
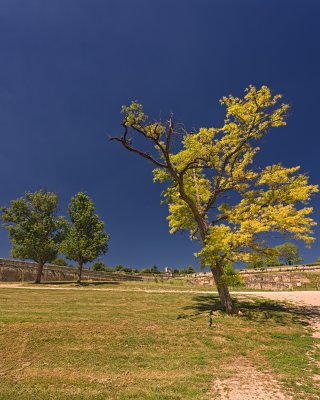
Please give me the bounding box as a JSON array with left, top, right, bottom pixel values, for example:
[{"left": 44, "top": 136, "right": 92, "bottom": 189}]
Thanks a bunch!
[
  {"left": 211, "top": 262, "right": 234, "bottom": 314},
  {"left": 77, "top": 262, "right": 83, "bottom": 283},
  {"left": 35, "top": 262, "right": 44, "bottom": 284}
]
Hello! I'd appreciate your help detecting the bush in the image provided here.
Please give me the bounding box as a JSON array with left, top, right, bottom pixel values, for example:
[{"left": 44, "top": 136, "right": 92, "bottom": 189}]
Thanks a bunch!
[
  {"left": 52, "top": 257, "right": 68, "bottom": 267},
  {"left": 172, "top": 266, "right": 195, "bottom": 275},
  {"left": 141, "top": 265, "right": 161, "bottom": 274},
  {"left": 140, "top": 268, "right": 151, "bottom": 274},
  {"left": 186, "top": 265, "right": 195, "bottom": 274},
  {"left": 114, "top": 265, "right": 139, "bottom": 274},
  {"left": 92, "top": 261, "right": 107, "bottom": 271},
  {"left": 221, "top": 263, "right": 243, "bottom": 287}
]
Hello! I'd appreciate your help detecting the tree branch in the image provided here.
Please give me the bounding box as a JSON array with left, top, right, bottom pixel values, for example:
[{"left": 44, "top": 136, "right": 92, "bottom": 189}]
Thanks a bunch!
[{"left": 109, "top": 136, "right": 168, "bottom": 168}]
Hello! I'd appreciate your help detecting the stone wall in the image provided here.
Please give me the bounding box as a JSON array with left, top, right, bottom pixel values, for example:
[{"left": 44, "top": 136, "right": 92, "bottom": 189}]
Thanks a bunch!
[
  {"left": 1, "top": 258, "right": 320, "bottom": 290},
  {"left": 239, "top": 267, "right": 320, "bottom": 290},
  {"left": 188, "top": 265, "right": 320, "bottom": 290},
  {"left": 0, "top": 258, "right": 145, "bottom": 282}
]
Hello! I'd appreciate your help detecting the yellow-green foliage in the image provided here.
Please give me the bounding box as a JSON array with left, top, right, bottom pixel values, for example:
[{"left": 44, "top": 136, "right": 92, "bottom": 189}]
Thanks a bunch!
[{"left": 121, "top": 86, "right": 318, "bottom": 268}]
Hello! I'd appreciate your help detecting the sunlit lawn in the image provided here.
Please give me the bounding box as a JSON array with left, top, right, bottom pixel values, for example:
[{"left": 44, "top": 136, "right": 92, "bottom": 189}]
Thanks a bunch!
[{"left": 0, "top": 285, "right": 319, "bottom": 399}]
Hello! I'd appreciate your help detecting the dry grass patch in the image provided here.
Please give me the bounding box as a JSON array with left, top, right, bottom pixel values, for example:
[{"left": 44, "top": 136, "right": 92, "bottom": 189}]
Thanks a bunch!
[{"left": 0, "top": 286, "right": 319, "bottom": 399}]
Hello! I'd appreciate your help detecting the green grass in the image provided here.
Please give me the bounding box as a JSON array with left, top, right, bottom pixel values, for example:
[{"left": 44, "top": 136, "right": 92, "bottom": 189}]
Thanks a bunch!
[
  {"left": 2, "top": 278, "right": 217, "bottom": 291},
  {"left": 3, "top": 278, "right": 249, "bottom": 292},
  {"left": 0, "top": 286, "right": 319, "bottom": 399}
]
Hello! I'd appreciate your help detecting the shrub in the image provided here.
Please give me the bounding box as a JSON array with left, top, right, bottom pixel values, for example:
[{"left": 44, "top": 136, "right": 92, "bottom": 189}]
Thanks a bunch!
[
  {"left": 92, "top": 261, "right": 107, "bottom": 271},
  {"left": 52, "top": 257, "right": 68, "bottom": 266}
]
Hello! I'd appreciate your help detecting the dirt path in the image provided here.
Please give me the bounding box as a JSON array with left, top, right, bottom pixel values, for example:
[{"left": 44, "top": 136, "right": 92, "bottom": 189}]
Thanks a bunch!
[
  {"left": 0, "top": 283, "right": 319, "bottom": 312},
  {"left": 243, "top": 291, "right": 320, "bottom": 339},
  {"left": 0, "top": 283, "right": 319, "bottom": 309},
  {"left": 211, "top": 359, "right": 293, "bottom": 400},
  {"left": 242, "top": 291, "right": 320, "bottom": 308},
  {"left": 212, "top": 291, "right": 320, "bottom": 399}
]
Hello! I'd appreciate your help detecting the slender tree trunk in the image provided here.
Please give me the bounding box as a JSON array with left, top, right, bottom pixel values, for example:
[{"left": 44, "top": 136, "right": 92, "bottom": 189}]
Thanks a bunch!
[
  {"left": 211, "top": 262, "right": 234, "bottom": 314},
  {"left": 77, "top": 262, "right": 83, "bottom": 283},
  {"left": 178, "top": 184, "right": 234, "bottom": 313},
  {"left": 35, "top": 262, "right": 44, "bottom": 284}
]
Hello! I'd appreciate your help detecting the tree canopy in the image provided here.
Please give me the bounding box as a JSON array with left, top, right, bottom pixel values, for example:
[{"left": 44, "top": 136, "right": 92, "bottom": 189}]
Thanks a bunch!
[
  {"left": 2, "top": 190, "right": 64, "bottom": 283},
  {"left": 112, "top": 85, "right": 318, "bottom": 313},
  {"left": 274, "top": 242, "right": 302, "bottom": 265},
  {"left": 59, "top": 192, "right": 110, "bottom": 283}
]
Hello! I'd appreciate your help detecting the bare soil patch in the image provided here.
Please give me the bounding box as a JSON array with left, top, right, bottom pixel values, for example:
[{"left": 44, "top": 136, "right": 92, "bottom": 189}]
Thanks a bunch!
[
  {"left": 211, "top": 358, "right": 292, "bottom": 400},
  {"left": 221, "top": 291, "right": 320, "bottom": 399},
  {"left": 241, "top": 291, "right": 320, "bottom": 339}
]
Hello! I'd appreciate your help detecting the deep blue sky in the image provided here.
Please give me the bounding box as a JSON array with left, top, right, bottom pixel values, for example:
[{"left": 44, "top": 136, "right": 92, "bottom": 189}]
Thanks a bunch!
[{"left": 0, "top": 0, "right": 320, "bottom": 269}]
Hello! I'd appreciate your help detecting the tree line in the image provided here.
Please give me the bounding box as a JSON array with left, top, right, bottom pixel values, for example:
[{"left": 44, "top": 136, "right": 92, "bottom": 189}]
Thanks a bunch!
[
  {"left": 1, "top": 190, "right": 196, "bottom": 283},
  {"left": 2, "top": 191, "right": 109, "bottom": 283},
  {"left": 246, "top": 242, "right": 302, "bottom": 268},
  {"left": 91, "top": 263, "right": 195, "bottom": 275},
  {"left": 246, "top": 242, "right": 320, "bottom": 269}
]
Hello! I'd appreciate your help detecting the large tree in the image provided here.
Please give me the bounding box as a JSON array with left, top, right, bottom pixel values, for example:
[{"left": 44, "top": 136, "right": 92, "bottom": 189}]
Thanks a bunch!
[
  {"left": 111, "top": 85, "right": 318, "bottom": 313},
  {"left": 2, "top": 190, "right": 63, "bottom": 283},
  {"left": 59, "top": 192, "right": 109, "bottom": 283},
  {"left": 274, "top": 242, "right": 302, "bottom": 265}
]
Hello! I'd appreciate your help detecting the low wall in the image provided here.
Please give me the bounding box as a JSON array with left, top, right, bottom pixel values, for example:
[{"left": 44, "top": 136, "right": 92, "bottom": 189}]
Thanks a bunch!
[
  {"left": 2, "top": 258, "right": 320, "bottom": 290},
  {"left": 189, "top": 265, "right": 320, "bottom": 290},
  {"left": 0, "top": 258, "right": 145, "bottom": 282},
  {"left": 239, "top": 266, "right": 320, "bottom": 290}
]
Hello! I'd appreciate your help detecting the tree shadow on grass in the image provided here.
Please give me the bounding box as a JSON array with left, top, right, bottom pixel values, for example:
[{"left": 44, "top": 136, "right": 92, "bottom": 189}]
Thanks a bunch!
[{"left": 177, "top": 294, "right": 319, "bottom": 328}]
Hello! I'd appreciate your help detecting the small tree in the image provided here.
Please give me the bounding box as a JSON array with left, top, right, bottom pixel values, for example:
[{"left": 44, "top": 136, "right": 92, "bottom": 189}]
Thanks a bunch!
[
  {"left": 2, "top": 190, "right": 63, "bottom": 283},
  {"left": 274, "top": 242, "right": 302, "bottom": 265},
  {"left": 111, "top": 86, "right": 317, "bottom": 313},
  {"left": 93, "top": 261, "right": 115, "bottom": 272},
  {"left": 59, "top": 192, "right": 109, "bottom": 283},
  {"left": 187, "top": 265, "right": 195, "bottom": 274},
  {"left": 92, "top": 261, "right": 107, "bottom": 271},
  {"left": 150, "top": 265, "right": 160, "bottom": 274}
]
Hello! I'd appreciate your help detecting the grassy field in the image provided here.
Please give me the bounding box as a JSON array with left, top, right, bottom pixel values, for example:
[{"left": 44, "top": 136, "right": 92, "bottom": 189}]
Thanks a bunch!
[
  {"left": 0, "top": 277, "right": 271, "bottom": 292},
  {"left": 0, "top": 284, "right": 319, "bottom": 399}
]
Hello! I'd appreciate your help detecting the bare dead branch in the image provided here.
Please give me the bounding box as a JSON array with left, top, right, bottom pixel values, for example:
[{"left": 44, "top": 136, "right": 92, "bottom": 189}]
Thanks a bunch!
[{"left": 109, "top": 136, "right": 167, "bottom": 168}]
